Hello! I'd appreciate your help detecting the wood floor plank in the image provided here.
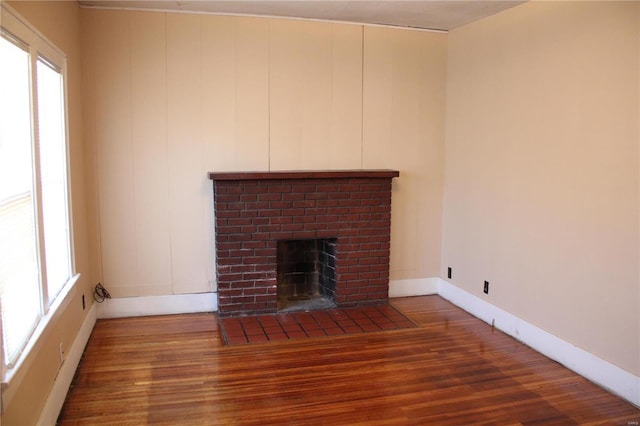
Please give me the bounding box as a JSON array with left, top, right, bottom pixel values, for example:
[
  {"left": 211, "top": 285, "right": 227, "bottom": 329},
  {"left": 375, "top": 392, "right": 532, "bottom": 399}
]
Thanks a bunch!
[{"left": 58, "top": 296, "right": 639, "bottom": 425}]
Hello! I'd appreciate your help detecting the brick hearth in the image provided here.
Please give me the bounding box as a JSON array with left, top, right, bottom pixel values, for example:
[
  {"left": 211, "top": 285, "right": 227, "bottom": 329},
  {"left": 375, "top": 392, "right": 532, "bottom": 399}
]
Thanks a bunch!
[{"left": 209, "top": 170, "right": 399, "bottom": 317}]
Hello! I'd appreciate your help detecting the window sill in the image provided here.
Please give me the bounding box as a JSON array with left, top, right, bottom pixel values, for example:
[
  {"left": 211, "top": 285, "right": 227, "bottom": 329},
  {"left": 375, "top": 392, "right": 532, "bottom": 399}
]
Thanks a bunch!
[{"left": 1, "top": 273, "right": 81, "bottom": 407}]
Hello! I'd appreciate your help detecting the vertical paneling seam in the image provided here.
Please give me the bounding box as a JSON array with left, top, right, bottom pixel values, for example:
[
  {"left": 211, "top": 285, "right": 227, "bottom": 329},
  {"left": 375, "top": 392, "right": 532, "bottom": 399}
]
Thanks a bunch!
[
  {"left": 89, "top": 10, "right": 105, "bottom": 286},
  {"left": 128, "top": 12, "right": 140, "bottom": 291},
  {"left": 233, "top": 17, "right": 238, "bottom": 168},
  {"left": 164, "top": 12, "right": 176, "bottom": 294},
  {"left": 329, "top": 24, "right": 334, "bottom": 167},
  {"left": 360, "top": 25, "right": 365, "bottom": 168},
  {"left": 198, "top": 14, "right": 208, "bottom": 292},
  {"left": 267, "top": 19, "right": 272, "bottom": 171}
]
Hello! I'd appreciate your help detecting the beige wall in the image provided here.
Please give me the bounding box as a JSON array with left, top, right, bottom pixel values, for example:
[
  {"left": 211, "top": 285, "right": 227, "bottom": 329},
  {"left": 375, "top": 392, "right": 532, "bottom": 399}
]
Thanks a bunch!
[
  {"left": 2, "top": 1, "right": 93, "bottom": 424},
  {"left": 443, "top": 1, "right": 639, "bottom": 375},
  {"left": 80, "top": 8, "right": 447, "bottom": 298},
  {"left": 2, "top": 2, "right": 638, "bottom": 423}
]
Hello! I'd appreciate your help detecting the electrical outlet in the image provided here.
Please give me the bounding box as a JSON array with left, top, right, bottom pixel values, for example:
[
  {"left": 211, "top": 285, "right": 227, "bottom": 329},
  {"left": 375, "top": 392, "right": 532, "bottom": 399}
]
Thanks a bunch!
[
  {"left": 59, "top": 342, "right": 65, "bottom": 364},
  {"left": 484, "top": 281, "right": 489, "bottom": 294},
  {"left": 447, "top": 267, "right": 452, "bottom": 279}
]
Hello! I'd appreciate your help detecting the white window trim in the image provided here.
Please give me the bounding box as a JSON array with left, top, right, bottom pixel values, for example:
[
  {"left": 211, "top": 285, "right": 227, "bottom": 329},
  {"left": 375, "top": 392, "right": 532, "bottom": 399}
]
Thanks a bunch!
[{"left": 0, "top": 3, "right": 80, "bottom": 406}]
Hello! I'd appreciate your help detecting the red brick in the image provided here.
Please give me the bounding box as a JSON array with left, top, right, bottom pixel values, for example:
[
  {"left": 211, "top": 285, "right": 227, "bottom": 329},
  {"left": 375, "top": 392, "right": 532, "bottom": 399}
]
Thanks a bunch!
[
  {"left": 292, "top": 184, "right": 315, "bottom": 193},
  {"left": 281, "top": 223, "right": 304, "bottom": 232},
  {"left": 303, "top": 223, "right": 327, "bottom": 231},
  {"left": 226, "top": 218, "right": 253, "bottom": 226},
  {"left": 269, "top": 201, "right": 293, "bottom": 209},
  {"left": 229, "top": 249, "right": 254, "bottom": 257},
  {"left": 269, "top": 231, "right": 294, "bottom": 240},
  {"left": 242, "top": 241, "right": 267, "bottom": 249},
  {"left": 243, "top": 185, "right": 265, "bottom": 194},
  {"left": 226, "top": 185, "right": 243, "bottom": 194},
  {"left": 349, "top": 206, "right": 371, "bottom": 214},
  {"left": 306, "top": 192, "right": 328, "bottom": 200},
  {"left": 346, "top": 236, "right": 371, "bottom": 244},
  {"left": 359, "top": 227, "right": 388, "bottom": 236},
  {"left": 297, "top": 215, "right": 316, "bottom": 224},
  {"left": 290, "top": 230, "right": 317, "bottom": 239},
  {"left": 258, "top": 209, "right": 278, "bottom": 217},
  {"left": 370, "top": 249, "right": 391, "bottom": 258},
  {"left": 214, "top": 173, "right": 396, "bottom": 316},
  {"left": 316, "top": 230, "right": 337, "bottom": 238},
  {"left": 268, "top": 185, "right": 292, "bottom": 193},
  {"left": 339, "top": 229, "right": 359, "bottom": 237},
  {"left": 369, "top": 264, "right": 389, "bottom": 272},
  {"left": 293, "top": 200, "right": 317, "bottom": 208},
  {"left": 345, "top": 265, "right": 371, "bottom": 273},
  {"left": 328, "top": 192, "right": 351, "bottom": 200},
  {"left": 348, "top": 178, "right": 372, "bottom": 184},
  {"left": 243, "top": 272, "right": 270, "bottom": 281},
  {"left": 217, "top": 241, "right": 242, "bottom": 251},
  {"left": 371, "top": 205, "right": 391, "bottom": 213},
  {"left": 239, "top": 194, "right": 258, "bottom": 202},
  {"left": 359, "top": 271, "right": 381, "bottom": 279},
  {"left": 258, "top": 193, "right": 282, "bottom": 202},
  {"left": 270, "top": 216, "right": 293, "bottom": 224},
  {"left": 240, "top": 225, "right": 257, "bottom": 234},
  {"left": 215, "top": 194, "right": 241, "bottom": 203},
  {"left": 282, "top": 192, "right": 305, "bottom": 201},
  {"left": 317, "top": 184, "right": 339, "bottom": 192},
  {"left": 257, "top": 224, "right": 281, "bottom": 233},
  {"left": 317, "top": 199, "right": 341, "bottom": 208},
  {"left": 339, "top": 184, "right": 360, "bottom": 192},
  {"left": 350, "top": 192, "right": 372, "bottom": 200},
  {"left": 244, "top": 202, "right": 270, "bottom": 210},
  {"left": 338, "top": 214, "right": 359, "bottom": 222},
  {"left": 216, "top": 210, "right": 241, "bottom": 218},
  {"left": 361, "top": 183, "right": 390, "bottom": 192},
  {"left": 282, "top": 208, "right": 305, "bottom": 216}
]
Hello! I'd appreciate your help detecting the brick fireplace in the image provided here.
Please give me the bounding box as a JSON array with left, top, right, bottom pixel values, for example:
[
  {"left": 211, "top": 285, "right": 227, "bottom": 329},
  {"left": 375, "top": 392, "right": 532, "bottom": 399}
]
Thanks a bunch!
[{"left": 209, "top": 170, "right": 399, "bottom": 317}]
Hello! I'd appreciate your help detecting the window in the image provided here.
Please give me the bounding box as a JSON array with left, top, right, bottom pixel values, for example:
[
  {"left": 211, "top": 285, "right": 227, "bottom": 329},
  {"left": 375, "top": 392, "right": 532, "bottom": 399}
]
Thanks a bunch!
[{"left": 0, "top": 5, "right": 75, "bottom": 374}]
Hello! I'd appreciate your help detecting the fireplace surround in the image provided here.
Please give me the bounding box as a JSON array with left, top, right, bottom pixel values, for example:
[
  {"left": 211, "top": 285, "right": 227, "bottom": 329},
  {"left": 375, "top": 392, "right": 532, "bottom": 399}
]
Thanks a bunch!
[{"left": 209, "top": 170, "right": 399, "bottom": 317}]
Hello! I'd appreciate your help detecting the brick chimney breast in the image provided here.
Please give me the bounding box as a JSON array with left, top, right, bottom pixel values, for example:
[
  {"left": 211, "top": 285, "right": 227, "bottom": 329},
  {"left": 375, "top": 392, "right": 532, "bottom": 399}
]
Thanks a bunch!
[{"left": 209, "top": 170, "right": 399, "bottom": 317}]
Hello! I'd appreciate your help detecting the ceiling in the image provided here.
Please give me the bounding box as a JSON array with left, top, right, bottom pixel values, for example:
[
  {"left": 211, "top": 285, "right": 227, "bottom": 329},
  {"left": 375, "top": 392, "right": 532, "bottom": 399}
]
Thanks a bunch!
[{"left": 78, "top": 1, "right": 527, "bottom": 31}]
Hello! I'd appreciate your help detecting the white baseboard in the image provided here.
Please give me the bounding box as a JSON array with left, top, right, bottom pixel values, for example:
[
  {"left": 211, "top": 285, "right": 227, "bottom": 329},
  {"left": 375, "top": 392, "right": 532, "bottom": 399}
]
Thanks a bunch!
[
  {"left": 437, "top": 278, "right": 640, "bottom": 408},
  {"left": 97, "top": 292, "right": 217, "bottom": 319},
  {"left": 39, "top": 279, "right": 639, "bottom": 419},
  {"left": 389, "top": 278, "right": 439, "bottom": 297},
  {"left": 37, "top": 302, "right": 98, "bottom": 426}
]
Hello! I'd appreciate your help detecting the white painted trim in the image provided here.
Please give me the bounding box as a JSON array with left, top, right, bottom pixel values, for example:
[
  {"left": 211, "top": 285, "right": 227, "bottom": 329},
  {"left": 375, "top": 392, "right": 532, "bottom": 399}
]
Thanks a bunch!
[
  {"left": 389, "top": 277, "right": 439, "bottom": 298},
  {"left": 437, "top": 278, "right": 640, "bottom": 408},
  {"left": 36, "top": 302, "right": 98, "bottom": 426},
  {"left": 78, "top": 5, "right": 447, "bottom": 33},
  {"left": 97, "top": 293, "right": 217, "bottom": 319},
  {"left": 30, "top": 279, "right": 640, "bottom": 424}
]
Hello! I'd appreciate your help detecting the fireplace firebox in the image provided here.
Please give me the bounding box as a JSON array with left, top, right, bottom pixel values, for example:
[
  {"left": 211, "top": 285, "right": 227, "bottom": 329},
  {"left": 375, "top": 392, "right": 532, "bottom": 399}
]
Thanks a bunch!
[
  {"left": 277, "top": 238, "right": 337, "bottom": 312},
  {"left": 209, "top": 170, "right": 399, "bottom": 318}
]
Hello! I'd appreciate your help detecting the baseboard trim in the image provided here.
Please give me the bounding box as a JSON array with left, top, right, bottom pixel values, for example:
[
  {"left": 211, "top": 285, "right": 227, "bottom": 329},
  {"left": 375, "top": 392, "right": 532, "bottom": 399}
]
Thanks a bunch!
[
  {"left": 36, "top": 302, "right": 98, "bottom": 426},
  {"left": 437, "top": 278, "right": 640, "bottom": 408},
  {"left": 39, "top": 280, "right": 639, "bottom": 420},
  {"left": 389, "top": 278, "right": 439, "bottom": 298},
  {"left": 97, "top": 292, "right": 217, "bottom": 319}
]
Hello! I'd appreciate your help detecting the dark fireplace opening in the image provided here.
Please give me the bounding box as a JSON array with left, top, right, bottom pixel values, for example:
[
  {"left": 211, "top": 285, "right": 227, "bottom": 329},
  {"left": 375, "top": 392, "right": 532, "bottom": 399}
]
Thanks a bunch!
[{"left": 277, "top": 238, "right": 337, "bottom": 312}]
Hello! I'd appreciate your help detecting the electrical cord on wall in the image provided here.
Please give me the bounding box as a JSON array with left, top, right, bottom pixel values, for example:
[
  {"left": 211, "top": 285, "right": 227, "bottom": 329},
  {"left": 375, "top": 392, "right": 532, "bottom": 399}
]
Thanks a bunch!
[{"left": 94, "top": 283, "right": 111, "bottom": 303}]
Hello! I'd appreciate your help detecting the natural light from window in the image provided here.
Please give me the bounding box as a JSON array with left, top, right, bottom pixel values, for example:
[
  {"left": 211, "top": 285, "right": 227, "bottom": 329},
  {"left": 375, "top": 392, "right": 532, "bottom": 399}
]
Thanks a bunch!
[
  {"left": 37, "top": 57, "right": 72, "bottom": 302},
  {"left": 0, "top": 35, "right": 42, "bottom": 366}
]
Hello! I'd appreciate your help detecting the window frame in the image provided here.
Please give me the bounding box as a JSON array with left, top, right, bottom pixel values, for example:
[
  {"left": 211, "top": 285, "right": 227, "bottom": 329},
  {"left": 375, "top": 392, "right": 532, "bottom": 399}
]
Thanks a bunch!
[{"left": 0, "top": 3, "right": 79, "bottom": 394}]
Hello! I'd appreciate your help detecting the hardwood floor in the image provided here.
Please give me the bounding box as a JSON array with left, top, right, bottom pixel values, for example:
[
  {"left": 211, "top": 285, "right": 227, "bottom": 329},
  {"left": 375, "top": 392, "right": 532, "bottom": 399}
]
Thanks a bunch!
[{"left": 58, "top": 296, "right": 639, "bottom": 425}]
